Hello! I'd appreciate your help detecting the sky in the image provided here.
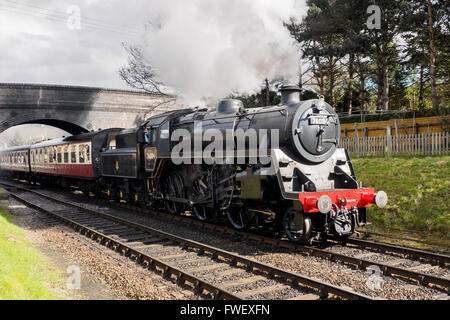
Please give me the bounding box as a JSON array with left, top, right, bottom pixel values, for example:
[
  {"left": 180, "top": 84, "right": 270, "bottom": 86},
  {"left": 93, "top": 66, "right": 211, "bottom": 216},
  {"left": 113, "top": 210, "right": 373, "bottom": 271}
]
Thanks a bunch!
[
  {"left": 0, "top": 0, "right": 306, "bottom": 147},
  {"left": 0, "top": 0, "right": 306, "bottom": 94},
  {"left": 0, "top": 0, "right": 149, "bottom": 89}
]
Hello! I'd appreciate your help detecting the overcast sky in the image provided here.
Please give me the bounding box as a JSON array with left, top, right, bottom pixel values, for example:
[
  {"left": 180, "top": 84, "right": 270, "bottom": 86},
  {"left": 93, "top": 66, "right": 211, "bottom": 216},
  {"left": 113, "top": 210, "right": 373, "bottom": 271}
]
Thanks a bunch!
[
  {"left": 0, "top": 0, "right": 149, "bottom": 89},
  {"left": 0, "top": 0, "right": 151, "bottom": 146},
  {"left": 0, "top": 0, "right": 305, "bottom": 147}
]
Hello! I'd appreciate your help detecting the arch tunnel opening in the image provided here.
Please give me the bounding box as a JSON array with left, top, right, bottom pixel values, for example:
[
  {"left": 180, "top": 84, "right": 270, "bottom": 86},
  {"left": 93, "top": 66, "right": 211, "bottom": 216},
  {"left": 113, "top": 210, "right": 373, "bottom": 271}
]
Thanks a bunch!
[
  {"left": 14, "top": 119, "right": 89, "bottom": 135},
  {"left": 0, "top": 120, "right": 88, "bottom": 149}
]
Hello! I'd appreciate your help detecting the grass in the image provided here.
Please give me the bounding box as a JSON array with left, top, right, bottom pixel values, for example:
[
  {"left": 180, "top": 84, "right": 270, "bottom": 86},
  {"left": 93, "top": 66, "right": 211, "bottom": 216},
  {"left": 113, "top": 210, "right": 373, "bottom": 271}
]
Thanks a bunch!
[
  {"left": 352, "top": 155, "right": 450, "bottom": 236},
  {"left": 0, "top": 203, "right": 65, "bottom": 300}
]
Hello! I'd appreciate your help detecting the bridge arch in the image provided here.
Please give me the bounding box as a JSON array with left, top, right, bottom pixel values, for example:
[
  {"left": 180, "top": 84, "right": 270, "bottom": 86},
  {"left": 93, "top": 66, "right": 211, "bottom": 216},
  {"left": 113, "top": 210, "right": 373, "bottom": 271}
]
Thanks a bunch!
[{"left": 0, "top": 83, "right": 177, "bottom": 136}]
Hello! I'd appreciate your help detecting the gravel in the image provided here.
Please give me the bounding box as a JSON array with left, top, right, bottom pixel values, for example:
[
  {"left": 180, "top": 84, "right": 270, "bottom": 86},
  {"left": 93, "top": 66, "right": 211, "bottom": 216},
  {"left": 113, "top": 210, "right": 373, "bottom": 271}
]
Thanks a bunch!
[
  {"left": 12, "top": 187, "right": 450, "bottom": 300},
  {"left": 5, "top": 196, "right": 202, "bottom": 300}
]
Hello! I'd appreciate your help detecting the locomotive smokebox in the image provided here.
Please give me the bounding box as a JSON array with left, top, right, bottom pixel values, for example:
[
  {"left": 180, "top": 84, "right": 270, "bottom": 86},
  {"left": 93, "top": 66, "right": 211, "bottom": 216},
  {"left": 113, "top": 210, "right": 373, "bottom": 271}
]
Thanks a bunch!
[{"left": 280, "top": 85, "right": 301, "bottom": 105}]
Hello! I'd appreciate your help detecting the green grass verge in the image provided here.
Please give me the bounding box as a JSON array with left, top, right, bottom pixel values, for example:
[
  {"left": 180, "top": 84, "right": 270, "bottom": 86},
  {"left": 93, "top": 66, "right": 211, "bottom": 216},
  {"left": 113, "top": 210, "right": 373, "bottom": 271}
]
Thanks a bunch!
[
  {"left": 0, "top": 206, "right": 65, "bottom": 300},
  {"left": 352, "top": 155, "right": 450, "bottom": 235}
]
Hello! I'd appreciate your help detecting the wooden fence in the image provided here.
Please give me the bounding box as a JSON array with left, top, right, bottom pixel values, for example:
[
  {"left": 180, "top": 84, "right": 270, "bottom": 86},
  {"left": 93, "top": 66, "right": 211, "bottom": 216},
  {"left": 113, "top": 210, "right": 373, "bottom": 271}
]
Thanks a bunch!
[
  {"left": 340, "top": 132, "right": 449, "bottom": 156},
  {"left": 340, "top": 116, "right": 448, "bottom": 138}
]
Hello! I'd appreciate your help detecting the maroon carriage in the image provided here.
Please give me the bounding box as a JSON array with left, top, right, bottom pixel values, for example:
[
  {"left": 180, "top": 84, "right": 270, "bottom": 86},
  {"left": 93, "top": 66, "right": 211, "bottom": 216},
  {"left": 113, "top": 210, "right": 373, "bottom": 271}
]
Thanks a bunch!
[{"left": 0, "top": 145, "right": 31, "bottom": 178}]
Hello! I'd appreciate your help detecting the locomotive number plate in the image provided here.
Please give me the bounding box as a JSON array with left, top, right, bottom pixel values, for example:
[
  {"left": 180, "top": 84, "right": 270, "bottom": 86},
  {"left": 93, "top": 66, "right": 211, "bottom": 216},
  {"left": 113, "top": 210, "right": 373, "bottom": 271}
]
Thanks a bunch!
[{"left": 309, "top": 116, "right": 328, "bottom": 125}]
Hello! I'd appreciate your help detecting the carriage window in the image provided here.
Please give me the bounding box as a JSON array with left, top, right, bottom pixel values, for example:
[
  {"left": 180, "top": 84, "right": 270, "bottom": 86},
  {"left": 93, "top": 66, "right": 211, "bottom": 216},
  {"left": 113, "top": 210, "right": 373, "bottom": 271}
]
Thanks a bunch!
[
  {"left": 56, "top": 147, "right": 62, "bottom": 163},
  {"left": 71, "top": 145, "right": 77, "bottom": 163},
  {"left": 64, "top": 146, "right": 69, "bottom": 163},
  {"left": 86, "top": 145, "right": 90, "bottom": 163},
  {"left": 49, "top": 148, "right": 53, "bottom": 163},
  {"left": 39, "top": 149, "right": 42, "bottom": 163},
  {"left": 44, "top": 148, "right": 49, "bottom": 164},
  {"left": 79, "top": 144, "right": 85, "bottom": 163},
  {"left": 160, "top": 122, "right": 169, "bottom": 139}
]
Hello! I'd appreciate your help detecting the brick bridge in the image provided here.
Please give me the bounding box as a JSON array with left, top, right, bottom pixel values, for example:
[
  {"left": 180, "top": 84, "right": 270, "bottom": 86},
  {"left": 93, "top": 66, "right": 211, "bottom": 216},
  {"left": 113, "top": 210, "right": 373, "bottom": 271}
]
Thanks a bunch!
[{"left": 0, "top": 83, "right": 177, "bottom": 135}]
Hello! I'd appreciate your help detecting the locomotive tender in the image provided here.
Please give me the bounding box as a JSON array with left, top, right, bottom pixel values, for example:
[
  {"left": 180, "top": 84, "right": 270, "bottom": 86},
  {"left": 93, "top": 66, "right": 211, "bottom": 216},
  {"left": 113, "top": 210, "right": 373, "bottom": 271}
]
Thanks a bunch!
[{"left": 0, "top": 85, "right": 387, "bottom": 243}]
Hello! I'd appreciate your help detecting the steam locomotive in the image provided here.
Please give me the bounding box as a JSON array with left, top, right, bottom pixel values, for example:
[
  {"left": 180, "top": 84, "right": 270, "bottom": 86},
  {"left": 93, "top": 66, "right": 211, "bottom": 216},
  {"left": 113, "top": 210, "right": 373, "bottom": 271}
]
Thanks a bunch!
[{"left": 0, "top": 85, "right": 387, "bottom": 243}]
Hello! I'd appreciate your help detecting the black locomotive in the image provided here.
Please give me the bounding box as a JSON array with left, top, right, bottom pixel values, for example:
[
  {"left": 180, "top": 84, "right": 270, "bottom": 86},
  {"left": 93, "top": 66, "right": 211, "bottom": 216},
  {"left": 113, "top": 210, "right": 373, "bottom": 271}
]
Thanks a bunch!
[{"left": 0, "top": 85, "right": 387, "bottom": 243}]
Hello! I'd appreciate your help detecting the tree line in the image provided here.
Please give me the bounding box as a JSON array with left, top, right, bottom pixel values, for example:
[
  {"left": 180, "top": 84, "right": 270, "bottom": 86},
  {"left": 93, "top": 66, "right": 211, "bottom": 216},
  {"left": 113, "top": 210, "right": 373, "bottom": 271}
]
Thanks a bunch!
[
  {"left": 120, "top": 0, "right": 449, "bottom": 114},
  {"left": 286, "top": 0, "right": 448, "bottom": 114}
]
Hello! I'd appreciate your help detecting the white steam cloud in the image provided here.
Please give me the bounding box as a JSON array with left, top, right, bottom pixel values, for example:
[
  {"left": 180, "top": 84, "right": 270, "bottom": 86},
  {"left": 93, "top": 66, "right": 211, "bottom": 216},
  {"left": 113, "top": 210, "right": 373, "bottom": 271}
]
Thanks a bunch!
[{"left": 142, "top": 0, "right": 306, "bottom": 104}]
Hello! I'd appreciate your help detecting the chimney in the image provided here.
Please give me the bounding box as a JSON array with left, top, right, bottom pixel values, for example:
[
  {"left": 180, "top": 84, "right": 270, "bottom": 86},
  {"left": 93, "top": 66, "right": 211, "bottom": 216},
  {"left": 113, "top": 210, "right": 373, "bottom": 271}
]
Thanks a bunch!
[{"left": 280, "top": 85, "right": 301, "bottom": 105}]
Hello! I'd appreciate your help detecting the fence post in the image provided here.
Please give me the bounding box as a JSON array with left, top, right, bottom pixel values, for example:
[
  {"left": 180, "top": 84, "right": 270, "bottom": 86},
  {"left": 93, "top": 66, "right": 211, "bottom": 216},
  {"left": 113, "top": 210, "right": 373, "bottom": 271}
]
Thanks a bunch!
[{"left": 386, "top": 126, "right": 392, "bottom": 157}]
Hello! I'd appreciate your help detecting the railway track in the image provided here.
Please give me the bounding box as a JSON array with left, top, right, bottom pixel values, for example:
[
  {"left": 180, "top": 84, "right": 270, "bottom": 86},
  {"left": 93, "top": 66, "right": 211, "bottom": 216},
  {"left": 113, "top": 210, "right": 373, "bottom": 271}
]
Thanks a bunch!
[
  {"left": 354, "top": 229, "right": 449, "bottom": 251},
  {"left": 1, "top": 179, "right": 449, "bottom": 295},
  {"left": 2, "top": 184, "right": 372, "bottom": 300}
]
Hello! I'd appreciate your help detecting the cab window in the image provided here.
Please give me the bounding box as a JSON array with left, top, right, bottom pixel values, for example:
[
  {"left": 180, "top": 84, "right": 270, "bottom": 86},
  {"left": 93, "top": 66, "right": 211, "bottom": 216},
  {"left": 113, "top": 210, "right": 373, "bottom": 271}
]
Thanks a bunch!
[
  {"left": 151, "top": 128, "right": 157, "bottom": 144},
  {"left": 160, "top": 122, "right": 169, "bottom": 139},
  {"left": 144, "top": 129, "right": 151, "bottom": 144}
]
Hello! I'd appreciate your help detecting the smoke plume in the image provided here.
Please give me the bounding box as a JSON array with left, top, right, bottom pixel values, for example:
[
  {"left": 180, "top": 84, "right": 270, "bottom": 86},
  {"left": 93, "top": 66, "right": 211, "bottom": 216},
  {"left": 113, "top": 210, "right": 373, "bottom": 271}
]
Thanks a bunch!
[{"left": 142, "top": 0, "right": 306, "bottom": 104}]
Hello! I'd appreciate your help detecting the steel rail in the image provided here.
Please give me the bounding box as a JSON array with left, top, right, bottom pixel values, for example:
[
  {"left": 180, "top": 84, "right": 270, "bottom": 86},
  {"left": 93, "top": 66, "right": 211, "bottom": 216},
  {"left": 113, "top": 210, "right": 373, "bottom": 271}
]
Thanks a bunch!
[
  {"left": 102, "top": 198, "right": 450, "bottom": 291},
  {"left": 7, "top": 192, "right": 241, "bottom": 300},
  {"left": 104, "top": 194, "right": 450, "bottom": 268},
  {"left": 2, "top": 184, "right": 372, "bottom": 300},
  {"left": 1, "top": 180, "right": 449, "bottom": 292},
  {"left": 342, "top": 238, "right": 450, "bottom": 266}
]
